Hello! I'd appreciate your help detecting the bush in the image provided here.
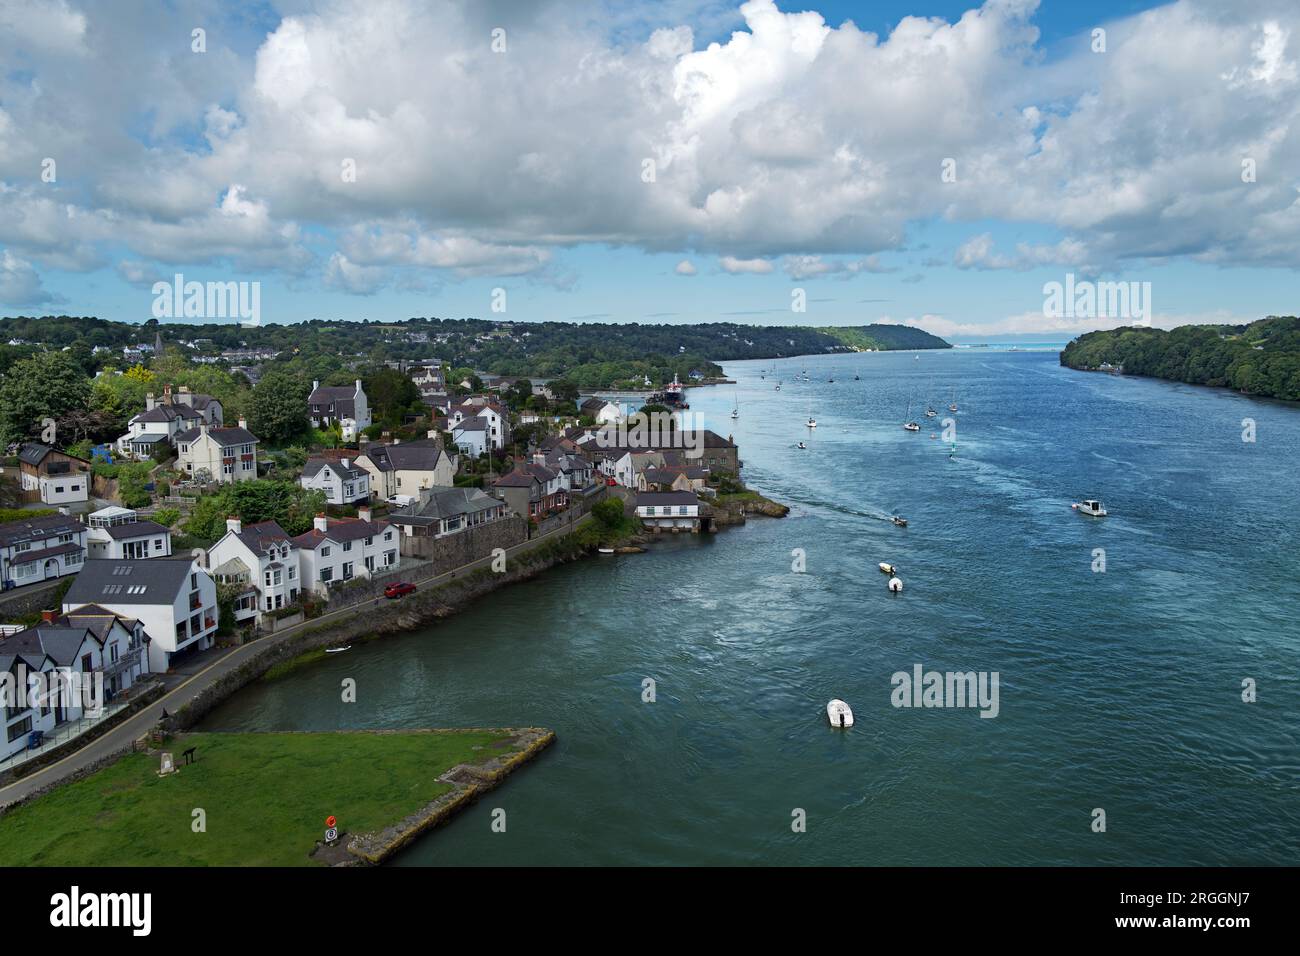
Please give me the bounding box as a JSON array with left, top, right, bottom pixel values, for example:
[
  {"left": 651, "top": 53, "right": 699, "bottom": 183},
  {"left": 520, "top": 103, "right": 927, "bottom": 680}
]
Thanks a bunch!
[{"left": 591, "top": 497, "right": 625, "bottom": 528}]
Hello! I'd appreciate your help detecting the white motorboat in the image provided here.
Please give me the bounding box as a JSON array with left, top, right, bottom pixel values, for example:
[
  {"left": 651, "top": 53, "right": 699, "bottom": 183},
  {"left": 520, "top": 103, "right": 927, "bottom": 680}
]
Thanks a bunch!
[
  {"left": 878, "top": 562, "right": 897, "bottom": 575},
  {"left": 325, "top": 646, "right": 351, "bottom": 654},
  {"left": 891, "top": 516, "right": 907, "bottom": 527},
  {"left": 806, "top": 418, "right": 817, "bottom": 428},
  {"left": 597, "top": 548, "right": 615, "bottom": 554},
  {"left": 827, "top": 699, "right": 854, "bottom": 728},
  {"left": 1073, "top": 499, "right": 1108, "bottom": 517},
  {"left": 903, "top": 421, "right": 920, "bottom": 432},
  {"left": 797, "top": 441, "right": 807, "bottom": 449}
]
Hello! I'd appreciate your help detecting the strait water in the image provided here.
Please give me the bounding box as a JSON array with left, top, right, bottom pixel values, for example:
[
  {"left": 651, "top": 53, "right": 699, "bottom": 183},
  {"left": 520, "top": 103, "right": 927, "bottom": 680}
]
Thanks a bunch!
[{"left": 202, "top": 350, "right": 1300, "bottom": 865}]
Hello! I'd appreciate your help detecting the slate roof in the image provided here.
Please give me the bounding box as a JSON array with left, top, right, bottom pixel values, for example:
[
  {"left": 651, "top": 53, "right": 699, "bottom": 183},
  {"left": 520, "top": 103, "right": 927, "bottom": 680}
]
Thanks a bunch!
[
  {"left": 173, "top": 425, "right": 259, "bottom": 446},
  {"left": 291, "top": 517, "right": 389, "bottom": 550},
  {"left": 635, "top": 491, "right": 701, "bottom": 507},
  {"left": 388, "top": 488, "right": 502, "bottom": 528},
  {"left": 308, "top": 384, "right": 358, "bottom": 417},
  {"left": 62, "top": 558, "right": 198, "bottom": 606},
  {"left": 0, "top": 514, "right": 84, "bottom": 549},
  {"left": 361, "top": 442, "right": 450, "bottom": 473},
  {"left": 231, "top": 520, "right": 294, "bottom": 555},
  {"left": 134, "top": 405, "right": 201, "bottom": 425},
  {"left": 302, "top": 458, "right": 366, "bottom": 482},
  {"left": 101, "top": 520, "right": 170, "bottom": 540}
]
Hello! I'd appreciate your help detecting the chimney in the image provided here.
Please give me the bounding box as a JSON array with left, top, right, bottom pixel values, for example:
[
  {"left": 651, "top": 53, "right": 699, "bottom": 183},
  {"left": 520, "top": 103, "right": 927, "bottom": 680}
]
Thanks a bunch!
[
  {"left": 41, "top": 609, "right": 57, "bottom": 624},
  {"left": 427, "top": 429, "right": 437, "bottom": 439},
  {"left": 355, "top": 378, "right": 362, "bottom": 393},
  {"left": 312, "top": 380, "right": 320, "bottom": 392},
  {"left": 145, "top": 391, "right": 155, "bottom": 411},
  {"left": 359, "top": 436, "right": 369, "bottom": 446},
  {"left": 179, "top": 385, "right": 191, "bottom": 397},
  {"left": 226, "top": 516, "right": 242, "bottom": 535},
  {"left": 358, "top": 505, "right": 372, "bottom": 523},
  {"left": 163, "top": 383, "right": 173, "bottom": 404},
  {"left": 341, "top": 457, "right": 351, "bottom": 469},
  {"left": 238, "top": 417, "right": 247, "bottom": 430},
  {"left": 313, "top": 513, "right": 328, "bottom": 533},
  {"left": 200, "top": 421, "right": 209, "bottom": 437}
]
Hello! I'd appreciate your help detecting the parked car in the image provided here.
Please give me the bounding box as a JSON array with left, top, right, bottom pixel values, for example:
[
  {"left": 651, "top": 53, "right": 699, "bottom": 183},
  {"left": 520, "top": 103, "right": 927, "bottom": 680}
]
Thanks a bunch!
[{"left": 384, "top": 581, "right": 417, "bottom": 599}]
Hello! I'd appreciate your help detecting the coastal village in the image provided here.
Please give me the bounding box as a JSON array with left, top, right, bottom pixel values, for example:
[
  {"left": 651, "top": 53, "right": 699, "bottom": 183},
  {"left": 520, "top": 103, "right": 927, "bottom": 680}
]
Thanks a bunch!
[{"left": 0, "top": 332, "right": 778, "bottom": 807}]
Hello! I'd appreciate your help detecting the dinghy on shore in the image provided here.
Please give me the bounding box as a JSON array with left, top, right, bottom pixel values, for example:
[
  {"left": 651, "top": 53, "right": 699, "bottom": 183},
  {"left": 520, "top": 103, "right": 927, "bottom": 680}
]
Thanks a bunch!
[{"left": 827, "top": 699, "right": 854, "bottom": 728}]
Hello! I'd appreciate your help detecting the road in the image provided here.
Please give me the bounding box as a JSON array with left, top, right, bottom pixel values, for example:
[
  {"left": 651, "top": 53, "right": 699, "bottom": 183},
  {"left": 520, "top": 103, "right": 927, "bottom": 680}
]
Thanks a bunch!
[{"left": 0, "top": 513, "right": 592, "bottom": 806}]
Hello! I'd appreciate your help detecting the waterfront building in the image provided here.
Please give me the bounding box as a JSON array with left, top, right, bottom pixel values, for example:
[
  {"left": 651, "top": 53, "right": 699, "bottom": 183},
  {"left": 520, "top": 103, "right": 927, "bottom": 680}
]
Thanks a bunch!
[
  {"left": 206, "top": 518, "right": 301, "bottom": 622},
  {"left": 291, "top": 510, "right": 399, "bottom": 595},
  {"left": 634, "top": 491, "right": 704, "bottom": 533},
  {"left": 386, "top": 487, "right": 508, "bottom": 550},
  {"left": 355, "top": 440, "right": 458, "bottom": 501}
]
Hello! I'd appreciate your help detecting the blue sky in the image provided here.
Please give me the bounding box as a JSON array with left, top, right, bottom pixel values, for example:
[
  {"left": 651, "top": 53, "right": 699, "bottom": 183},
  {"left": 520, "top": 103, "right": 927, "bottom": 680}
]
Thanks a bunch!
[{"left": 2, "top": 0, "right": 1297, "bottom": 340}]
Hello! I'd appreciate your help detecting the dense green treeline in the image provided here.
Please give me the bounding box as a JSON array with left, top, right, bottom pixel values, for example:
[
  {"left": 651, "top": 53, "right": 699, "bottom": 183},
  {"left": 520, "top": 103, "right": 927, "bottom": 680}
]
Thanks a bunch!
[{"left": 1060, "top": 316, "right": 1300, "bottom": 401}]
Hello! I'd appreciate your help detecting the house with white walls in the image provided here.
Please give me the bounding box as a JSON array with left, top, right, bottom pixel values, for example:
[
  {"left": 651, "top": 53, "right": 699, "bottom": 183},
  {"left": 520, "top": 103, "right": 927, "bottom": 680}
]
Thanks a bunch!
[
  {"left": 634, "top": 491, "right": 703, "bottom": 532},
  {"left": 62, "top": 557, "right": 218, "bottom": 672},
  {"left": 18, "top": 443, "right": 91, "bottom": 506},
  {"left": 0, "top": 610, "right": 149, "bottom": 759},
  {"left": 300, "top": 456, "right": 371, "bottom": 505},
  {"left": 85, "top": 506, "right": 173, "bottom": 560},
  {"left": 115, "top": 384, "right": 222, "bottom": 458},
  {"left": 447, "top": 400, "right": 509, "bottom": 451},
  {"left": 0, "top": 514, "right": 87, "bottom": 591},
  {"left": 291, "top": 508, "right": 399, "bottom": 595},
  {"left": 308, "top": 379, "right": 371, "bottom": 441},
  {"left": 174, "top": 419, "right": 260, "bottom": 484},
  {"left": 354, "top": 440, "right": 457, "bottom": 501},
  {"left": 206, "top": 518, "right": 300, "bottom": 621}
]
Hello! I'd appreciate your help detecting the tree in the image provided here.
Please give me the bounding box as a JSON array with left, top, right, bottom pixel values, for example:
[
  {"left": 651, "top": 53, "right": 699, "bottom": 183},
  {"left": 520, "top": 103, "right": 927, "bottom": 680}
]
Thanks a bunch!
[
  {"left": 0, "top": 351, "right": 92, "bottom": 446},
  {"left": 363, "top": 367, "right": 421, "bottom": 426},
  {"left": 247, "top": 369, "right": 310, "bottom": 447}
]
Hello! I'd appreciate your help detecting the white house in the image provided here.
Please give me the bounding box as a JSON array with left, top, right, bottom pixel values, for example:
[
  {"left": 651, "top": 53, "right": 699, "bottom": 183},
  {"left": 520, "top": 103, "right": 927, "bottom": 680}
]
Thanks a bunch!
[
  {"left": 206, "top": 518, "right": 300, "bottom": 622},
  {"left": 448, "top": 400, "right": 509, "bottom": 451},
  {"left": 300, "top": 457, "right": 371, "bottom": 505},
  {"left": 291, "top": 509, "right": 399, "bottom": 596},
  {"left": 450, "top": 417, "right": 491, "bottom": 457},
  {"left": 18, "top": 443, "right": 91, "bottom": 506},
  {"left": 85, "top": 506, "right": 173, "bottom": 560},
  {"left": 115, "top": 385, "right": 222, "bottom": 459},
  {"left": 386, "top": 487, "right": 508, "bottom": 546},
  {"left": 634, "top": 491, "right": 703, "bottom": 532},
  {"left": 355, "top": 440, "right": 457, "bottom": 501},
  {"left": 580, "top": 398, "right": 624, "bottom": 425},
  {"left": 308, "top": 379, "right": 371, "bottom": 441},
  {"left": 0, "top": 514, "right": 87, "bottom": 591},
  {"left": 0, "top": 610, "right": 148, "bottom": 759},
  {"left": 175, "top": 419, "right": 260, "bottom": 484},
  {"left": 62, "top": 557, "right": 218, "bottom": 673},
  {"left": 587, "top": 447, "right": 637, "bottom": 487}
]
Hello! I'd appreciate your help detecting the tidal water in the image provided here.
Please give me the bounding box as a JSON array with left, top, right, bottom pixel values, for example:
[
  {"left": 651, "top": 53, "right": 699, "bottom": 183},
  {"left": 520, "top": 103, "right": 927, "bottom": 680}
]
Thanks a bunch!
[{"left": 202, "top": 350, "right": 1300, "bottom": 865}]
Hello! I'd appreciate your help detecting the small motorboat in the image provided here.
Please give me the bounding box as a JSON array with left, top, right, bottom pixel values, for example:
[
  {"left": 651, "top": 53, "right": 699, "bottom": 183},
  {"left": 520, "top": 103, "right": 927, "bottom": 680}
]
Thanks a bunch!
[
  {"left": 925, "top": 407, "right": 938, "bottom": 418},
  {"left": 854, "top": 375, "right": 860, "bottom": 380},
  {"left": 796, "top": 441, "right": 807, "bottom": 449},
  {"left": 879, "top": 562, "right": 897, "bottom": 575},
  {"left": 325, "top": 646, "right": 351, "bottom": 654},
  {"left": 597, "top": 548, "right": 615, "bottom": 554},
  {"left": 827, "top": 699, "right": 854, "bottom": 728},
  {"left": 775, "top": 384, "right": 781, "bottom": 391},
  {"left": 887, "top": 576, "right": 903, "bottom": 593},
  {"left": 806, "top": 418, "right": 817, "bottom": 428},
  {"left": 891, "top": 516, "right": 907, "bottom": 528},
  {"left": 948, "top": 403, "right": 958, "bottom": 412},
  {"left": 903, "top": 421, "right": 920, "bottom": 432},
  {"left": 1073, "top": 499, "right": 1108, "bottom": 517}
]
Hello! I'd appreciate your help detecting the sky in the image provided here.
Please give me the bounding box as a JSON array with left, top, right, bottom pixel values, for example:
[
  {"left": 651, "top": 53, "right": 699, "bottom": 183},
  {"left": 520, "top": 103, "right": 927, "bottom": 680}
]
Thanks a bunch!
[{"left": 0, "top": 0, "right": 1297, "bottom": 341}]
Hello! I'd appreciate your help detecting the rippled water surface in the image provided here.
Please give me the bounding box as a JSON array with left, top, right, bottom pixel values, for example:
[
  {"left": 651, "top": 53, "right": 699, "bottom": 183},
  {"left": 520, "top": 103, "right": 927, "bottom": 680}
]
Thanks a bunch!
[{"left": 202, "top": 350, "right": 1300, "bottom": 865}]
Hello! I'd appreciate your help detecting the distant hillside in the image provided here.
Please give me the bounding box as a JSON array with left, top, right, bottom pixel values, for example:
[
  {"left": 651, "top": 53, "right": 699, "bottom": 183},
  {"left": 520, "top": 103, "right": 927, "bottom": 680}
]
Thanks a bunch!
[
  {"left": 1060, "top": 316, "right": 1300, "bottom": 401},
  {"left": 818, "top": 324, "right": 952, "bottom": 351}
]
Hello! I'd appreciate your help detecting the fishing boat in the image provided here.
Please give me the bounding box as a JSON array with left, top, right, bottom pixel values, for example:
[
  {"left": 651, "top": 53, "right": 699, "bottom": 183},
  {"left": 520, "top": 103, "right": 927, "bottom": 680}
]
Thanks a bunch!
[
  {"left": 826, "top": 699, "right": 854, "bottom": 728},
  {"left": 879, "top": 562, "right": 897, "bottom": 574},
  {"left": 1072, "top": 499, "right": 1108, "bottom": 517}
]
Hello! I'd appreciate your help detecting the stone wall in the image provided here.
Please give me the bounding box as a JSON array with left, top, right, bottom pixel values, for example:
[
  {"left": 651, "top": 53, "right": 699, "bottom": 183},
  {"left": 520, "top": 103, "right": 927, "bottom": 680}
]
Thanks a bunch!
[
  {"left": 0, "top": 577, "right": 68, "bottom": 619},
  {"left": 398, "top": 515, "right": 528, "bottom": 572}
]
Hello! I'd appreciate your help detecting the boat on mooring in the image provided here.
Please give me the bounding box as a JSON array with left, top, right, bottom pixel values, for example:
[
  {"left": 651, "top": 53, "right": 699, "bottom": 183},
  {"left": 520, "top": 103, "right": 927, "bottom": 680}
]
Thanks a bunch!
[
  {"left": 879, "top": 561, "right": 897, "bottom": 575},
  {"left": 827, "top": 699, "right": 854, "bottom": 728}
]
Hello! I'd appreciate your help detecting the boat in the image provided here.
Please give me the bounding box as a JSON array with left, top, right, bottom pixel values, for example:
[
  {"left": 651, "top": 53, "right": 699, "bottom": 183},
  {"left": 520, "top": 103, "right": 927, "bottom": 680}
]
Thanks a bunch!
[
  {"left": 948, "top": 387, "right": 957, "bottom": 412},
  {"left": 854, "top": 374, "right": 860, "bottom": 380},
  {"left": 597, "top": 548, "right": 615, "bottom": 554},
  {"left": 325, "top": 646, "right": 351, "bottom": 654},
  {"left": 826, "top": 699, "right": 854, "bottom": 728},
  {"left": 731, "top": 393, "right": 739, "bottom": 419},
  {"left": 903, "top": 401, "right": 921, "bottom": 432},
  {"left": 806, "top": 418, "right": 817, "bottom": 428},
  {"left": 796, "top": 441, "right": 807, "bottom": 450},
  {"left": 1072, "top": 499, "right": 1108, "bottom": 517},
  {"left": 925, "top": 406, "right": 938, "bottom": 418},
  {"left": 888, "top": 576, "right": 903, "bottom": 593},
  {"left": 878, "top": 562, "right": 897, "bottom": 574},
  {"left": 775, "top": 382, "right": 781, "bottom": 391},
  {"left": 891, "top": 516, "right": 907, "bottom": 528}
]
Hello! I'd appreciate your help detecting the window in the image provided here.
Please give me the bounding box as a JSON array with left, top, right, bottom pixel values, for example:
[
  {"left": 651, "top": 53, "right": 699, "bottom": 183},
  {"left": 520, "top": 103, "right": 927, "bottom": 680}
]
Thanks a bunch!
[
  {"left": 321, "top": 546, "right": 331, "bottom": 557},
  {"left": 7, "top": 716, "right": 32, "bottom": 742},
  {"left": 319, "top": 567, "right": 333, "bottom": 582},
  {"left": 342, "top": 541, "right": 352, "bottom": 552},
  {"left": 81, "top": 654, "right": 93, "bottom": 672}
]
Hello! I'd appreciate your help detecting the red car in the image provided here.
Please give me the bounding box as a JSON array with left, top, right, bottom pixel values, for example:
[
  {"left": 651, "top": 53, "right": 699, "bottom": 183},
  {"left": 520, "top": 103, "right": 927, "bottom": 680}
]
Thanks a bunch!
[
  {"left": 384, "top": 582, "right": 417, "bottom": 599},
  {"left": 605, "top": 477, "right": 618, "bottom": 486}
]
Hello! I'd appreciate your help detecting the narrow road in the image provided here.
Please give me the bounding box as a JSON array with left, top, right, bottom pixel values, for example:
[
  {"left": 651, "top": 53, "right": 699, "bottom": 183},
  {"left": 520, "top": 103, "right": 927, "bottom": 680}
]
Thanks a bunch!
[{"left": 0, "top": 514, "right": 593, "bottom": 806}]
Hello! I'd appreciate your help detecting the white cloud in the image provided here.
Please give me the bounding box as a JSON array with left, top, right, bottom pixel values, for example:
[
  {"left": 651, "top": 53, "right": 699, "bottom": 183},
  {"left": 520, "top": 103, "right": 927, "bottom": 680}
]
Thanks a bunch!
[
  {"left": 1, "top": 0, "right": 1299, "bottom": 296},
  {"left": 720, "top": 255, "right": 774, "bottom": 274},
  {"left": 0, "top": 249, "right": 58, "bottom": 306},
  {"left": 675, "top": 259, "right": 697, "bottom": 275}
]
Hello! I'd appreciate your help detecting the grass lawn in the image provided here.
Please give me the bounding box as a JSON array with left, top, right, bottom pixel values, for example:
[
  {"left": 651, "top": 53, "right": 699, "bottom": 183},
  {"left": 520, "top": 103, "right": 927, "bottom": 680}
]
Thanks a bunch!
[{"left": 0, "top": 730, "right": 512, "bottom": 866}]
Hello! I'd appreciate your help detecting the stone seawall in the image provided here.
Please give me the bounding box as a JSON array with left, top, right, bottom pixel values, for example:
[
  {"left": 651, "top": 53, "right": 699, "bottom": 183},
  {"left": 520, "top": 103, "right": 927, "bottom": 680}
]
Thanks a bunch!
[{"left": 399, "top": 515, "right": 528, "bottom": 572}]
